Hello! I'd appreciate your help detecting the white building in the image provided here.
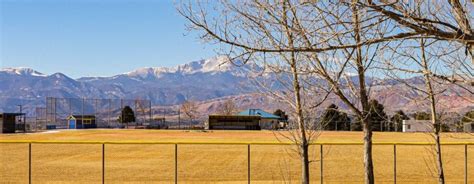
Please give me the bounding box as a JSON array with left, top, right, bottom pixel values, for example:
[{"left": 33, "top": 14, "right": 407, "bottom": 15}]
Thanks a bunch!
[
  {"left": 464, "top": 122, "right": 474, "bottom": 133},
  {"left": 402, "top": 120, "right": 432, "bottom": 132}
]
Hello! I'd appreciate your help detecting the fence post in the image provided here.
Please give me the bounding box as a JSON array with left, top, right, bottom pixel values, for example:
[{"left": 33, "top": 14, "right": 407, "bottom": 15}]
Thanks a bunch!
[
  {"left": 320, "top": 144, "right": 323, "bottom": 184},
  {"left": 248, "top": 144, "right": 250, "bottom": 184},
  {"left": 465, "top": 144, "right": 468, "bottom": 184},
  {"left": 102, "top": 144, "right": 105, "bottom": 184},
  {"left": 29, "top": 143, "right": 31, "bottom": 184},
  {"left": 394, "top": 144, "right": 397, "bottom": 184},
  {"left": 175, "top": 144, "right": 178, "bottom": 184}
]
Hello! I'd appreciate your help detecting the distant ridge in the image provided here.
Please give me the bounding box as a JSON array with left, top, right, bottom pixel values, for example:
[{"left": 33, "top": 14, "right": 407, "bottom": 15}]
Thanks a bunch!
[{"left": 0, "top": 56, "right": 472, "bottom": 114}]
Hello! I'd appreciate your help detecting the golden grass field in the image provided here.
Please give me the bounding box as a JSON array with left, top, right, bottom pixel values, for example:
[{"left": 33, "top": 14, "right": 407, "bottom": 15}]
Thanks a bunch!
[{"left": 1, "top": 129, "right": 474, "bottom": 183}]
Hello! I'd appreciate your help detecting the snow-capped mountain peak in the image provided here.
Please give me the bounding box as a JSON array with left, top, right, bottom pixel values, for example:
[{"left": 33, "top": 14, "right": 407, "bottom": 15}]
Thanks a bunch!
[
  {"left": 174, "top": 56, "right": 234, "bottom": 74},
  {"left": 124, "top": 56, "right": 244, "bottom": 79},
  {"left": 200, "top": 56, "right": 235, "bottom": 73},
  {"left": 125, "top": 67, "right": 172, "bottom": 78},
  {"left": 0, "top": 56, "right": 472, "bottom": 114},
  {"left": 0, "top": 67, "right": 47, "bottom": 77}
]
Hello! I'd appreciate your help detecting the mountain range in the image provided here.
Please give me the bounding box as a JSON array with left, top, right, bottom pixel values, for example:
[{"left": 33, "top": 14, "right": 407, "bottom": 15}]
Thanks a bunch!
[{"left": 0, "top": 56, "right": 472, "bottom": 115}]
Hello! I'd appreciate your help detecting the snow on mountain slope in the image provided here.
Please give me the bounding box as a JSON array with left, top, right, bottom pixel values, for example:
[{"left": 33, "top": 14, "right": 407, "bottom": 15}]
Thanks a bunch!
[
  {"left": 0, "top": 68, "right": 106, "bottom": 113},
  {"left": 121, "top": 56, "right": 246, "bottom": 79},
  {"left": 0, "top": 56, "right": 255, "bottom": 111},
  {"left": 1, "top": 56, "right": 472, "bottom": 115},
  {"left": 1, "top": 67, "right": 47, "bottom": 77}
]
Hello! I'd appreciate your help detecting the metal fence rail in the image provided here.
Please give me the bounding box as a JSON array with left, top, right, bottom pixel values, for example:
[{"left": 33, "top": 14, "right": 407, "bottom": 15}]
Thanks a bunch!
[{"left": 1, "top": 140, "right": 472, "bottom": 184}]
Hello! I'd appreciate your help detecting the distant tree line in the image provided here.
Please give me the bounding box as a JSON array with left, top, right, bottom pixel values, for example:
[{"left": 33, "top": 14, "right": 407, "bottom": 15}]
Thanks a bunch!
[{"left": 317, "top": 101, "right": 474, "bottom": 132}]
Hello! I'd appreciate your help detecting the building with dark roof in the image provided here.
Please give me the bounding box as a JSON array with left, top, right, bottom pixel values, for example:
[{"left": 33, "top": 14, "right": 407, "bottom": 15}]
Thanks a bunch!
[
  {"left": 206, "top": 109, "right": 287, "bottom": 130},
  {"left": 0, "top": 113, "right": 26, "bottom": 133},
  {"left": 207, "top": 115, "right": 261, "bottom": 130}
]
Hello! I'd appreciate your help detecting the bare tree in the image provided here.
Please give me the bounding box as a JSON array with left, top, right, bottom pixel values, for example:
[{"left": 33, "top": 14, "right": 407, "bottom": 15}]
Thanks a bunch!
[
  {"left": 248, "top": 52, "right": 331, "bottom": 183},
  {"left": 297, "top": 1, "right": 391, "bottom": 182},
  {"left": 178, "top": 1, "right": 334, "bottom": 183},
  {"left": 380, "top": 37, "right": 472, "bottom": 183},
  {"left": 177, "top": 1, "right": 472, "bottom": 183},
  {"left": 412, "top": 39, "right": 445, "bottom": 184},
  {"left": 358, "top": 1, "right": 474, "bottom": 62},
  {"left": 181, "top": 100, "right": 198, "bottom": 125},
  {"left": 218, "top": 99, "right": 238, "bottom": 115},
  {"left": 257, "top": 58, "right": 333, "bottom": 182}
]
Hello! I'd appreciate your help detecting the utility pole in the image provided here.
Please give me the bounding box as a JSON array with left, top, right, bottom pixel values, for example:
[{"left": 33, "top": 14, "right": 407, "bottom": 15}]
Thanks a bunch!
[
  {"left": 18, "top": 105, "right": 25, "bottom": 132},
  {"left": 178, "top": 108, "right": 180, "bottom": 129},
  {"left": 149, "top": 101, "right": 152, "bottom": 124},
  {"left": 18, "top": 105, "right": 22, "bottom": 114},
  {"left": 108, "top": 99, "right": 111, "bottom": 128},
  {"left": 81, "top": 98, "right": 85, "bottom": 129},
  {"left": 120, "top": 99, "right": 124, "bottom": 129},
  {"left": 163, "top": 107, "right": 166, "bottom": 124}
]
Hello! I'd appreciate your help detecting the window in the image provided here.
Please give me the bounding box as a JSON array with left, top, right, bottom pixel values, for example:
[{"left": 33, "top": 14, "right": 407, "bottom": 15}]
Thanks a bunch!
[
  {"left": 83, "top": 119, "right": 91, "bottom": 125},
  {"left": 407, "top": 125, "right": 411, "bottom": 129}
]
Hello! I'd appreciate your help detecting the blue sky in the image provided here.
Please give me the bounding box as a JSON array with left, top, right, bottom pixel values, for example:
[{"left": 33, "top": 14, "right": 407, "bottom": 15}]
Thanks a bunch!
[{"left": 0, "top": 0, "right": 216, "bottom": 78}]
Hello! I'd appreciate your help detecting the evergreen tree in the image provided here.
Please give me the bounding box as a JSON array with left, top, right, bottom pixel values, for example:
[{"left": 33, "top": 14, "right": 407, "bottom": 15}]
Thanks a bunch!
[
  {"left": 356, "top": 100, "right": 388, "bottom": 131},
  {"left": 414, "top": 112, "right": 431, "bottom": 120},
  {"left": 320, "top": 104, "right": 351, "bottom": 131},
  {"left": 461, "top": 110, "right": 474, "bottom": 123},
  {"left": 440, "top": 124, "right": 450, "bottom": 132},
  {"left": 390, "top": 110, "right": 410, "bottom": 132},
  {"left": 273, "top": 109, "right": 289, "bottom": 121},
  {"left": 461, "top": 110, "right": 474, "bottom": 132},
  {"left": 369, "top": 100, "right": 388, "bottom": 131},
  {"left": 351, "top": 120, "right": 363, "bottom": 131},
  {"left": 118, "top": 106, "right": 135, "bottom": 128}
]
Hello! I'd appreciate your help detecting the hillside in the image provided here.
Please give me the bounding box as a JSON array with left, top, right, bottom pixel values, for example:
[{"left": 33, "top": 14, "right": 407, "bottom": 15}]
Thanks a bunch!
[{"left": 0, "top": 56, "right": 472, "bottom": 115}]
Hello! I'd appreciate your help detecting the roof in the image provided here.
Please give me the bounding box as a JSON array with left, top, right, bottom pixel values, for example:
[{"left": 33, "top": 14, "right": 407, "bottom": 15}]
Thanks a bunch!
[
  {"left": 403, "top": 120, "right": 432, "bottom": 124},
  {"left": 0, "top": 113, "right": 25, "bottom": 121},
  {"left": 0, "top": 113, "right": 25, "bottom": 117},
  {"left": 237, "top": 109, "right": 280, "bottom": 119},
  {"left": 68, "top": 115, "right": 96, "bottom": 119},
  {"left": 209, "top": 115, "right": 261, "bottom": 120}
]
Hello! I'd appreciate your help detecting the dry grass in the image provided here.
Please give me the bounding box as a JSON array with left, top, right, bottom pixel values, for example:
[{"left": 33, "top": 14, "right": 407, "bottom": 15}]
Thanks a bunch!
[{"left": 1, "top": 130, "right": 473, "bottom": 183}]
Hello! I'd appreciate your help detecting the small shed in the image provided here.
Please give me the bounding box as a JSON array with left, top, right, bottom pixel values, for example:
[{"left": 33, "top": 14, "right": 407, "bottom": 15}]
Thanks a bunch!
[
  {"left": 0, "top": 113, "right": 25, "bottom": 133},
  {"left": 67, "top": 115, "right": 97, "bottom": 129},
  {"left": 402, "top": 120, "right": 432, "bottom": 132}
]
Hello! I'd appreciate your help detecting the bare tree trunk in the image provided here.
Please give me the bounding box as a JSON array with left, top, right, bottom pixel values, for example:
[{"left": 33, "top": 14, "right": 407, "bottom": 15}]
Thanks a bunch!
[
  {"left": 352, "top": 1, "right": 374, "bottom": 183},
  {"left": 428, "top": 82, "right": 445, "bottom": 184},
  {"left": 281, "top": 1, "right": 310, "bottom": 181},
  {"left": 294, "top": 89, "right": 310, "bottom": 184},
  {"left": 300, "top": 142, "right": 310, "bottom": 184},
  {"left": 290, "top": 57, "right": 310, "bottom": 184},
  {"left": 420, "top": 39, "right": 445, "bottom": 184},
  {"left": 362, "top": 118, "right": 374, "bottom": 184},
  {"left": 434, "top": 131, "right": 445, "bottom": 184}
]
